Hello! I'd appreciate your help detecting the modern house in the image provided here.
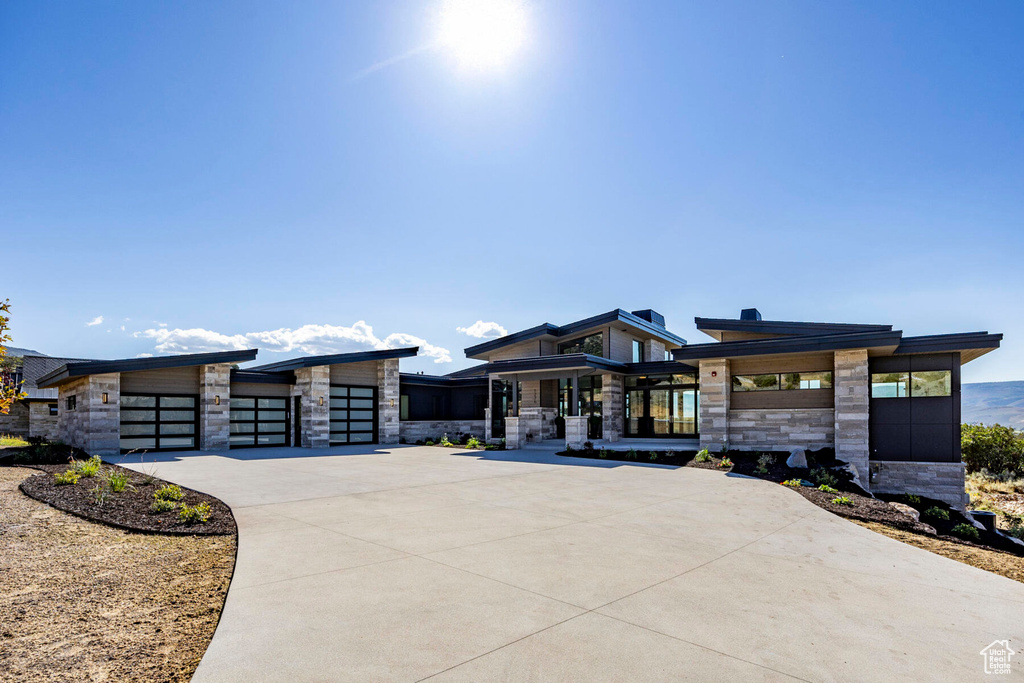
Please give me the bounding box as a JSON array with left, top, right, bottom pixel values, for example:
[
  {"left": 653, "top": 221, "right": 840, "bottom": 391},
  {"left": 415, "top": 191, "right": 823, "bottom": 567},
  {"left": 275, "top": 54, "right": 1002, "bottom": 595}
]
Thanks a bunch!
[{"left": 6, "top": 307, "right": 1001, "bottom": 508}]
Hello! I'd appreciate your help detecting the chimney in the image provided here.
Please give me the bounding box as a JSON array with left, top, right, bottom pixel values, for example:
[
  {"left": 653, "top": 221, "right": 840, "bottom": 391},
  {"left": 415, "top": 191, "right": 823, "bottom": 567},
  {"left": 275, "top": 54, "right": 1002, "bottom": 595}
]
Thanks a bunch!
[
  {"left": 631, "top": 309, "right": 666, "bottom": 327},
  {"left": 740, "top": 308, "right": 762, "bottom": 321}
]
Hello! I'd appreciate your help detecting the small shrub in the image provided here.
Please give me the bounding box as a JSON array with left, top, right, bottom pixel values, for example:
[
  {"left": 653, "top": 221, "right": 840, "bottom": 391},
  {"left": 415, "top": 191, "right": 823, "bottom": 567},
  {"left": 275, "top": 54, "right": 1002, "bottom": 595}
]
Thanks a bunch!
[
  {"left": 649, "top": 451, "right": 659, "bottom": 461},
  {"left": 151, "top": 498, "right": 177, "bottom": 513},
  {"left": 107, "top": 469, "right": 131, "bottom": 493},
  {"left": 902, "top": 494, "right": 922, "bottom": 506},
  {"left": 719, "top": 445, "right": 728, "bottom": 454},
  {"left": 439, "top": 433, "right": 453, "bottom": 447},
  {"left": 719, "top": 456, "right": 733, "bottom": 468},
  {"left": 91, "top": 483, "right": 111, "bottom": 506},
  {"left": 781, "top": 479, "right": 803, "bottom": 487},
  {"left": 425, "top": 440, "right": 435, "bottom": 446},
  {"left": 818, "top": 484, "right": 839, "bottom": 494},
  {"left": 178, "top": 502, "right": 212, "bottom": 524},
  {"left": 583, "top": 441, "right": 594, "bottom": 452},
  {"left": 832, "top": 496, "right": 853, "bottom": 506},
  {"left": 72, "top": 455, "right": 102, "bottom": 478},
  {"left": 54, "top": 470, "right": 80, "bottom": 485},
  {"left": 626, "top": 448, "right": 637, "bottom": 460},
  {"left": 695, "top": 449, "right": 712, "bottom": 463},
  {"left": 565, "top": 444, "right": 575, "bottom": 453},
  {"left": 809, "top": 468, "right": 838, "bottom": 488},
  {"left": 598, "top": 448, "right": 608, "bottom": 459},
  {"left": 466, "top": 437, "right": 481, "bottom": 449},
  {"left": 950, "top": 523, "right": 980, "bottom": 541},
  {"left": 754, "top": 453, "right": 775, "bottom": 475},
  {"left": 961, "top": 423, "right": 1024, "bottom": 475},
  {"left": 1005, "top": 517, "right": 1024, "bottom": 540},
  {"left": 923, "top": 506, "right": 949, "bottom": 521},
  {"left": 154, "top": 484, "right": 184, "bottom": 502}
]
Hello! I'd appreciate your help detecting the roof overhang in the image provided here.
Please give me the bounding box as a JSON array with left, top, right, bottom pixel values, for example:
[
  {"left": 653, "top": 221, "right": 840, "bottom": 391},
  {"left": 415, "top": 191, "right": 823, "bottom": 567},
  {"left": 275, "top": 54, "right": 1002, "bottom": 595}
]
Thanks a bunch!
[
  {"left": 399, "top": 373, "right": 489, "bottom": 388},
  {"left": 694, "top": 317, "right": 893, "bottom": 342},
  {"left": 894, "top": 332, "right": 1002, "bottom": 364},
  {"left": 230, "top": 369, "right": 296, "bottom": 385},
  {"left": 482, "top": 353, "right": 628, "bottom": 379},
  {"left": 672, "top": 331, "right": 904, "bottom": 362},
  {"left": 37, "top": 349, "right": 260, "bottom": 389},
  {"left": 248, "top": 347, "right": 418, "bottom": 372}
]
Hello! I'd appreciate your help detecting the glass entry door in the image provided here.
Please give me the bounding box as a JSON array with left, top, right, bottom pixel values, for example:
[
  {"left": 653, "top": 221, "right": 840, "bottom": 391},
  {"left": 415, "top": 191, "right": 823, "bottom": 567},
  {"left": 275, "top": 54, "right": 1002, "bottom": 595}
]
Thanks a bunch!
[{"left": 625, "top": 375, "right": 699, "bottom": 438}]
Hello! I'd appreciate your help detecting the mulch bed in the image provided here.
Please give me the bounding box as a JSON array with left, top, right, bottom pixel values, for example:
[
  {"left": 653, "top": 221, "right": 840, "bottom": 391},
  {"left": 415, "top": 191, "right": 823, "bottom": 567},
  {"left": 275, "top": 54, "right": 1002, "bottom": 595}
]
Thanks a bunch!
[{"left": 15, "top": 462, "right": 234, "bottom": 536}]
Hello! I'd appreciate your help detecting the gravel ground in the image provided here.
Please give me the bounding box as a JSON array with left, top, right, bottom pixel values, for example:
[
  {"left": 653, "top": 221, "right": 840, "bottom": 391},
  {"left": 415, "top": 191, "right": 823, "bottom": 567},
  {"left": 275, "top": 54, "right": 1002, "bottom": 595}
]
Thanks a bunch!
[{"left": 0, "top": 467, "right": 235, "bottom": 682}]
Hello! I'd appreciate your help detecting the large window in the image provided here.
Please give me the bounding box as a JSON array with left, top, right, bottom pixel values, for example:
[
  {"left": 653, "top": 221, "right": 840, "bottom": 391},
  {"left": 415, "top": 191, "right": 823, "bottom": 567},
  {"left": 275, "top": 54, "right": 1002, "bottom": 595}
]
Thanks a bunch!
[
  {"left": 624, "top": 374, "right": 699, "bottom": 438},
  {"left": 632, "top": 339, "right": 643, "bottom": 363},
  {"left": 872, "top": 371, "right": 950, "bottom": 398},
  {"left": 733, "top": 372, "right": 832, "bottom": 392},
  {"left": 557, "top": 333, "right": 603, "bottom": 357}
]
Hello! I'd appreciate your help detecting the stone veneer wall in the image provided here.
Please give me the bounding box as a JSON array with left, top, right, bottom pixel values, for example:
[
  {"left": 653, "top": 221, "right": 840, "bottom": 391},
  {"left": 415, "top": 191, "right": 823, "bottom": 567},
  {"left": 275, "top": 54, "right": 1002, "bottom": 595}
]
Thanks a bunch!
[
  {"left": 728, "top": 408, "right": 835, "bottom": 451},
  {"left": 644, "top": 339, "right": 667, "bottom": 362},
  {"left": 400, "top": 420, "right": 486, "bottom": 442},
  {"left": 870, "top": 461, "right": 969, "bottom": 510},
  {"left": 0, "top": 401, "right": 30, "bottom": 436},
  {"left": 699, "top": 359, "right": 730, "bottom": 451},
  {"left": 28, "top": 402, "right": 59, "bottom": 441},
  {"left": 602, "top": 373, "right": 623, "bottom": 442},
  {"left": 377, "top": 358, "right": 400, "bottom": 444},
  {"left": 200, "top": 363, "right": 232, "bottom": 450},
  {"left": 564, "top": 415, "right": 588, "bottom": 449},
  {"left": 505, "top": 417, "right": 523, "bottom": 449},
  {"left": 517, "top": 408, "right": 545, "bottom": 445},
  {"left": 58, "top": 373, "right": 120, "bottom": 454},
  {"left": 294, "top": 366, "right": 330, "bottom": 447},
  {"left": 834, "top": 350, "right": 870, "bottom": 486}
]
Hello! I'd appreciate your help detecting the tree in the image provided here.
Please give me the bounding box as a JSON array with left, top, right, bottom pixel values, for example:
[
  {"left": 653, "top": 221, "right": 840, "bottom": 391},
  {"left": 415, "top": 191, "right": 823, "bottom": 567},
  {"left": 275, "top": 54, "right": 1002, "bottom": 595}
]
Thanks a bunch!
[{"left": 0, "top": 299, "right": 27, "bottom": 415}]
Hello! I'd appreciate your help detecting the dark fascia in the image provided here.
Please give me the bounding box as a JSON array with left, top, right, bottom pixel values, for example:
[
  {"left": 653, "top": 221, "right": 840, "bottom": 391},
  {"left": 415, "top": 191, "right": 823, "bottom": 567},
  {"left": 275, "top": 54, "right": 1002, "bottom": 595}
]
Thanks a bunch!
[
  {"left": 37, "top": 349, "right": 259, "bottom": 389},
  {"left": 694, "top": 317, "right": 892, "bottom": 338},
  {"left": 894, "top": 332, "right": 1002, "bottom": 356},
  {"left": 444, "top": 364, "right": 489, "bottom": 379},
  {"left": 399, "top": 373, "right": 488, "bottom": 388},
  {"left": 624, "top": 360, "right": 699, "bottom": 375},
  {"left": 465, "top": 309, "right": 687, "bottom": 358},
  {"left": 248, "top": 347, "right": 419, "bottom": 372},
  {"left": 231, "top": 369, "right": 296, "bottom": 385},
  {"left": 482, "top": 353, "right": 628, "bottom": 375},
  {"left": 671, "top": 330, "right": 904, "bottom": 362}
]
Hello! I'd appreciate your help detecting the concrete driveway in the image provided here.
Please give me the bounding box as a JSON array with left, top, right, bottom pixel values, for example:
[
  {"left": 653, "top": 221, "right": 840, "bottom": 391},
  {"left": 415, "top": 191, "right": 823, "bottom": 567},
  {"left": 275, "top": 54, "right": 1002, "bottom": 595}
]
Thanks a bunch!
[{"left": 115, "top": 445, "right": 1024, "bottom": 682}]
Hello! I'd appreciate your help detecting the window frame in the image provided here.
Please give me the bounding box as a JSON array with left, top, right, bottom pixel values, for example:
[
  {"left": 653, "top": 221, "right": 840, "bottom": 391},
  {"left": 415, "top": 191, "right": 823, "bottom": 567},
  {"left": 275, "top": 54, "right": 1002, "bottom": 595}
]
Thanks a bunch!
[{"left": 557, "top": 332, "right": 604, "bottom": 357}]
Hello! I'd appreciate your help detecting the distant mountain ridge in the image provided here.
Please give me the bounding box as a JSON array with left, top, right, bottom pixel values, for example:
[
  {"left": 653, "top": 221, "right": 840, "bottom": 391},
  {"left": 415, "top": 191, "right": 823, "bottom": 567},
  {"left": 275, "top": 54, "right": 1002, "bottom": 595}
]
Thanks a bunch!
[{"left": 962, "top": 381, "right": 1024, "bottom": 430}]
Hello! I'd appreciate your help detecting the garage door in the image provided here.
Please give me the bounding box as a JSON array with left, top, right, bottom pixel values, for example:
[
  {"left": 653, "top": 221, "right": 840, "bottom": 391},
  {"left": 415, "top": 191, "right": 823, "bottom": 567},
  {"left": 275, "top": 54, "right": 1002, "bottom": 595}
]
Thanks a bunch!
[
  {"left": 120, "top": 393, "right": 198, "bottom": 452},
  {"left": 230, "top": 396, "right": 290, "bottom": 448},
  {"left": 329, "top": 385, "right": 377, "bottom": 444}
]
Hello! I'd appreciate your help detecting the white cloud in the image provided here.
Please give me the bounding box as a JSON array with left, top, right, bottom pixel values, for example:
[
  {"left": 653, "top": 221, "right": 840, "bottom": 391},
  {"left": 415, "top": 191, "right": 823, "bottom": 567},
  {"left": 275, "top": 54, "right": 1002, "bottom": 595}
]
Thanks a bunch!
[
  {"left": 456, "top": 320, "right": 507, "bottom": 339},
  {"left": 85, "top": 316, "right": 104, "bottom": 327},
  {"left": 135, "top": 321, "right": 453, "bottom": 364},
  {"left": 136, "top": 353, "right": 153, "bottom": 358}
]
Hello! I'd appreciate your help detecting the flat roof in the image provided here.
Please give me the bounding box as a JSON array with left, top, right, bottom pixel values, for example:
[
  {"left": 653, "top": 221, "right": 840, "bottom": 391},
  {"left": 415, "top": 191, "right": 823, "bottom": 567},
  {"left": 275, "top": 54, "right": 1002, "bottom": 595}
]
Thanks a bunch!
[
  {"left": 695, "top": 317, "right": 893, "bottom": 341},
  {"left": 465, "top": 309, "right": 686, "bottom": 358},
  {"left": 482, "top": 353, "right": 629, "bottom": 376},
  {"left": 248, "top": 347, "right": 418, "bottom": 372},
  {"left": 399, "top": 373, "right": 489, "bottom": 388},
  {"left": 894, "top": 332, "right": 1002, "bottom": 363},
  {"left": 672, "top": 330, "right": 904, "bottom": 362},
  {"left": 37, "top": 349, "right": 259, "bottom": 388}
]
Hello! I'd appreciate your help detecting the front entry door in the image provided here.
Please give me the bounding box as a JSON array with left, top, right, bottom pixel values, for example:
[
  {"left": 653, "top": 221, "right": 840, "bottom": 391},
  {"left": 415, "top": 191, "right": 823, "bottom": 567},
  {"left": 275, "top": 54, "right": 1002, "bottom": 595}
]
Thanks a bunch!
[{"left": 626, "top": 387, "right": 699, "bottom": 438}]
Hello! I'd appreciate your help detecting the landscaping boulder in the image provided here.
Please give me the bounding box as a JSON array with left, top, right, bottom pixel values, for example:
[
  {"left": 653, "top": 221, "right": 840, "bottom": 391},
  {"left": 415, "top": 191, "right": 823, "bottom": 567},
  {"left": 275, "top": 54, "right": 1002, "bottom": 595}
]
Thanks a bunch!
[
  {"left": 832, "top": 462, "right": 873, "bottom": 498},
  {"left": 786, "top": 448, "right": 807, "bottom": 469},
  {"left": 889, "top": 502, "right": 920, "bottom": 522}
]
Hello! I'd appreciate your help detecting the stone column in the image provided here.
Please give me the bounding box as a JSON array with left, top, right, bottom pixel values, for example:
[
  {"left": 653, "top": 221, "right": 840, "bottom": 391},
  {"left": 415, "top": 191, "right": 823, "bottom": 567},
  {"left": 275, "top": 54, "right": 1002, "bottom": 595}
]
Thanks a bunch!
[
  {"left": 644, "top": 339, "right": 667, "bottom": 363},
  {"left": 377, "top": 358, "right": 400, "bottom": 444},
  {"left": 834, "top": 349, "right": 870, "bottom": 487},
  {"left": 58, "top": 373, "right": 120, "bottom": 455},
  {"left": 295, "top": 366, "right": 330, "bottom": 448},
  {"left": 505, "top": 416, "right": 522, "bottom": 449},
  {"left": 601, "top": 373, "right": 623, "bottom": 442},
  {"left": 199, "top": 363, "right": 232, "bottom": 451},
  {"left": 564, "top": 415, "right": 588, "bottom": 449},
  {"left": 699, "top": 359, "right": 730, "bottom": 452}
]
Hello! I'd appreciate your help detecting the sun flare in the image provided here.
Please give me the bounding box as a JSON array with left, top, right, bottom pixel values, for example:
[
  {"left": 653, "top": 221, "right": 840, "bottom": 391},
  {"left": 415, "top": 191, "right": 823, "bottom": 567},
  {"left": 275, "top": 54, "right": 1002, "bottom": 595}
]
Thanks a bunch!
[{"left": 437, "top": 0, "right": 528, "bottom": 70}]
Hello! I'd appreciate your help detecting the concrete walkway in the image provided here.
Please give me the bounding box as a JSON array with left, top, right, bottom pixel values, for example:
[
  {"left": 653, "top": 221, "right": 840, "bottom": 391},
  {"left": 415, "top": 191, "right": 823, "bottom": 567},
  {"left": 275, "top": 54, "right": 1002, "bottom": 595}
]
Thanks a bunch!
[{"left": 114, "top": 446, "right": 1024, "bottom": 682}]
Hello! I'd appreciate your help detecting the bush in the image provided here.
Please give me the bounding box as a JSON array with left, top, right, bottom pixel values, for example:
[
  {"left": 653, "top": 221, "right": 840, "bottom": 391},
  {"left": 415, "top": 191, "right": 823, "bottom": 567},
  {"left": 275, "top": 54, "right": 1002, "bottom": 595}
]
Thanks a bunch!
[
  {"left": 902, "top": 494, "right": 922, "bottom": 506},
  {"left": 818, "top": 484, "right": 839, "bottom": 494},
  {"left": 694, "top": 449, "right": 712, "bottom": 463},
  {"left": 719, "top": 456, "right": 733, "bottom": 468},
  {"left": 154, "top": 484, "right": 184, "bottom": 502},
  {"left": 466, "top": 437, "right": 481, "bottom": 449},
  {"left": 923, "top": 506, "right": 949, "bottom": 521},
  {"left": 961, "top": 424, "right": 1024, "bottom": 475},
  {"left": 950, "top": 523, "right": 980, "bottom": 541},
  {"left": 649, "top": 451, "right": 659, "bottom": 461},
  {"left": 54, "top": 470, "right": 80, "bottom": 485},
  {"left": 107, "top": 469, "right": 131, "bottom": 493},
  {"left": 832, "top": 496, "right": 853, "bottom": 506},
  {"left": 72, "top": 455, "right": 102, "bottom": 478},
  {"left": 178, "top": 502, "right": 212, "bottom": 524},
  {"left": 598, "top": 448, "right": 608, "bottom": 459},
  {"left": 151, "top": 498, "right": 177, "bottom": 513},
  {"left": 425, "top": 440, "right": 435, "bottom": 446},
  {"left": 1005, "top": 517, "right": 1024, "bottom": 540},
  {"left": 583, "top": 441, "right": 594, "bottom": 452},
  {"left": 439, "top": 434, "right": 454, "bottom": 447},
  {"left": 625, "top": 448, "right": 637, "bottom": 460},
  {"left": 781, "top": 479, "right": 803, "bottom": 487},
  {"left": 809, "top": 468, "right": 838, "bottom": 489},
  {"left": 754, "top": 453, "right": 775, "bottom": 474}
]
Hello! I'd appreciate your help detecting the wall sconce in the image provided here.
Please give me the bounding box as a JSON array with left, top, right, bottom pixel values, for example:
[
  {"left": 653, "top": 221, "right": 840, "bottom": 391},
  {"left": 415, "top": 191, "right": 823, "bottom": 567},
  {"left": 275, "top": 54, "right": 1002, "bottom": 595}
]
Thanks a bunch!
[
  {"left": 390, "top": 398, "right": 395, "bottom": 408},
  {"left": 102, "top": 392, "right": 108, "bottom": 404},
  {"left": 215, "top": 395, "right": 221, "bottom": 406},
  {"left": 319, "top": 396, "right": 324, "bottom": 406},
  {"left": 711, "top": 371, "right": 717, "bottom": 378}
]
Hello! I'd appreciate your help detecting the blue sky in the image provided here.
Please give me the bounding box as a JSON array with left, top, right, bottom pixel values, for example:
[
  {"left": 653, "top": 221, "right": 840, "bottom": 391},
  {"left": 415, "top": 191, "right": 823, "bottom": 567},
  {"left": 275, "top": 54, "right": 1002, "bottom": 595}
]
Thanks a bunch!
[{"left": 2, "top": 1, "right": 1022, "bottom": 382}]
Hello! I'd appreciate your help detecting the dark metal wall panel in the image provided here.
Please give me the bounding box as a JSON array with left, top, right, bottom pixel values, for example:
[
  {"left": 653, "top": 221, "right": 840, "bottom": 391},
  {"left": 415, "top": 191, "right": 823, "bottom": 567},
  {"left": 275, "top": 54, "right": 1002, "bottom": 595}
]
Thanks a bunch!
[{"left": 870, "top": 423, "right": 912, "bottom": 461}]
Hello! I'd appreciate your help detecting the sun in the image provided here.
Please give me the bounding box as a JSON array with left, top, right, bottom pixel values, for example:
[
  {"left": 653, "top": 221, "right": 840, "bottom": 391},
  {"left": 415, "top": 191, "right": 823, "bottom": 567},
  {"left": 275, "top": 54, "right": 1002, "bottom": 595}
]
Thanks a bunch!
[{"left": 437, "top": 0, "right": 528, "bottom": 71}]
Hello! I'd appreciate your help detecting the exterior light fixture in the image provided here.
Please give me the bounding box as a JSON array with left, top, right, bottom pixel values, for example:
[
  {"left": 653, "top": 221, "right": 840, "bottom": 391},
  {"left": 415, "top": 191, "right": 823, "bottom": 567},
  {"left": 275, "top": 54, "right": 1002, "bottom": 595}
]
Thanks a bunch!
[
  {"left": 215, "top": 395, "right": 221, "bottom": 405},
  {"left": 319, "top": 396, "right": 324, "bottom": 406},
  {"left": 102, "top": 392, "right": 108, "bottom": 404},
  {"left": 390, "top": 398, "right": 395, "bottom": 408},
  {"left": 711, "top": 371, "right": 717, "bottom": 378}
]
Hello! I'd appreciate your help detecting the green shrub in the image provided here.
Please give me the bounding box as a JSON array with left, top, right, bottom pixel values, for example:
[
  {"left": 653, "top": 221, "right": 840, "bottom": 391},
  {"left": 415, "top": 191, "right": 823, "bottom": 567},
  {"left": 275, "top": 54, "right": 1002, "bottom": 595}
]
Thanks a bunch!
[
  {"left": 598, "top": 448, "right": 608, "bottom": 459},
  {"left": 107, "top": 469, "right": 131, "bottom": 493},
  {"left": 781, "top": 479, "right": 803, "bottom": 487},
  {"left": 902, "top": 494, "right": 922, "bottom": 506},
  {"left": 439, "top": 433, "right": 454, "bottom": 447},
  {"left": 583, "top": 441, "right": 594, "bottom": 452},
  {"left": 754, "top": 453, "right": 775, "bottom": 474},
  {"left": 425, "top": 440, "right": 435, "bottom": 446},
  {"left": 950, "top": 523, "right": 980, "bottom": 541},
  {"left": 626, "top": 448, "right": 637, "bottom": 460},
  {"left": 1005, "top": 517, "right": 1024, "bottom": 540},
  {"left": 923, "top": 506, "right": 949, "bottom": 521},
  {"left": 818, "top": 484, "right": 839, "bottom": 493},
  {"left": 832, "top": 496, "right": 853, "bottom": 506},
  {"left": 72, "top": 455, "right": 102, "bottom": 478},
  {"left": 809, "top": 468, "right": 838, "bottom": 489},
  {"left": 178, "top": 502, "right": 212, "bottom": 524},
  {"left": 649, "top": 451, "right": 659, "bottom": 461},
  {"left": 466, "top": 437, "right": 481, "bottom": 449},
  {"left": 54, "top": 470, "right": 80, "bottom": 485},
  {"left": 694, "top": 449, "right": 712, "bottom": 463},
  {"left": 151, "top": 498, "right": 177, "bottom": 513},
  {"left": 92, "top": 483, "right": 111, "bottom": 506},
  {"left": 961, "top": 423, "right": 1024, "bottom": 475},
  {"left": 154, "top": 484, "right": 184, "bottom": 502},
  {"left": 719, "top": 456, "right": 733, "bottom": 468}
]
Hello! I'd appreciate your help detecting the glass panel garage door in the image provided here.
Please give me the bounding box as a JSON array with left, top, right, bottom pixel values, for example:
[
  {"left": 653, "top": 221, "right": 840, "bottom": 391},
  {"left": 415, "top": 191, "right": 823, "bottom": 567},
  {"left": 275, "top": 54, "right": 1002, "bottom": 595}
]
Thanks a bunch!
[
  {"left": 230, "top": 397, "right": 289, "bottom": 448},
  {"left": 330, "top": 385, "right": 377, "bottom": 444},
  {"left": 120, "top": 394, "right": 198, "bottom": 452}
]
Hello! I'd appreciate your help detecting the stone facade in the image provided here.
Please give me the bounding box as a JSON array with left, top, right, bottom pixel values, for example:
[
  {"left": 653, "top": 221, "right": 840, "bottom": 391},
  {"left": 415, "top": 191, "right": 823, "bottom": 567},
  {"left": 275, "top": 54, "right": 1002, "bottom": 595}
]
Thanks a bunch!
[
  {"left": 294, "top": 366, "right": 330, "bottom": 448},
  {"left": 728, "top": 408, "right": 835, "bottom": 451},
  {"left": 0, "top": 401, "right": 30, "bottom": 436},
  {"left": 601, "top": 373, "right": 623, "bottom": 442},
  {"left": 870, "top": 460, "right": 969, "bottom": 510},
  {"left": 199, "top": 363, "right": 232, "bottom": 450},
  {"left": 564, "top": 415, "right": 588, "bottom": 449},
  {"left": 517, "top": 407, "right": 545, "bottom": 445},
  {"left": 58, "top": 373, "right": 120, "bottom": 455},
  {"left": 834, "top": 350, "right": 870, "bottom": 485},
  {"left": 644, "top": 339, "right": 667, "bottom": 363},
  {"left": 505, "top": 417, "right": 523, "bottom": 449},
  {"left": 377, "top": 358, "right": 400, "bottom": 444},
  {"left": 28, "top": 402, "right": 59, "bottom": 441},
  {"left": 699, "top": 359, "right": 730, "bottom": 451},
  {"left": 400, "top": 420, "right": 486, "bottom": 443}
]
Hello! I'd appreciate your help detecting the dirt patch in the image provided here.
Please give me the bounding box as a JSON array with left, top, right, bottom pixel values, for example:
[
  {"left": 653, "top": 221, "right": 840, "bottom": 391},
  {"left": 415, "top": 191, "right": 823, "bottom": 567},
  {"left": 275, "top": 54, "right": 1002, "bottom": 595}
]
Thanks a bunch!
[
  {"left": 18, "top": 462, "right": 234, "bottom": 536},
  {"left": 852, "top": 520, "right": 1024, "bottom": 584},
  {"left": 0, "top": 467, "right": 235, "bottom": 682}
]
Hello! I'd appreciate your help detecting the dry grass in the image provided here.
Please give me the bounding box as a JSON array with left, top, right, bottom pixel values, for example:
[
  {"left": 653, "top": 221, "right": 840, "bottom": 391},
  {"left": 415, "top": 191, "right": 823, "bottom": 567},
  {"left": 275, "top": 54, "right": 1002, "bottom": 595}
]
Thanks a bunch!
[
  {"left": 0, "top": 433, "right": 29, "bottom": 448},
  {"left": 966, "top": 471, "right": 1024, "bottom": 538}
]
